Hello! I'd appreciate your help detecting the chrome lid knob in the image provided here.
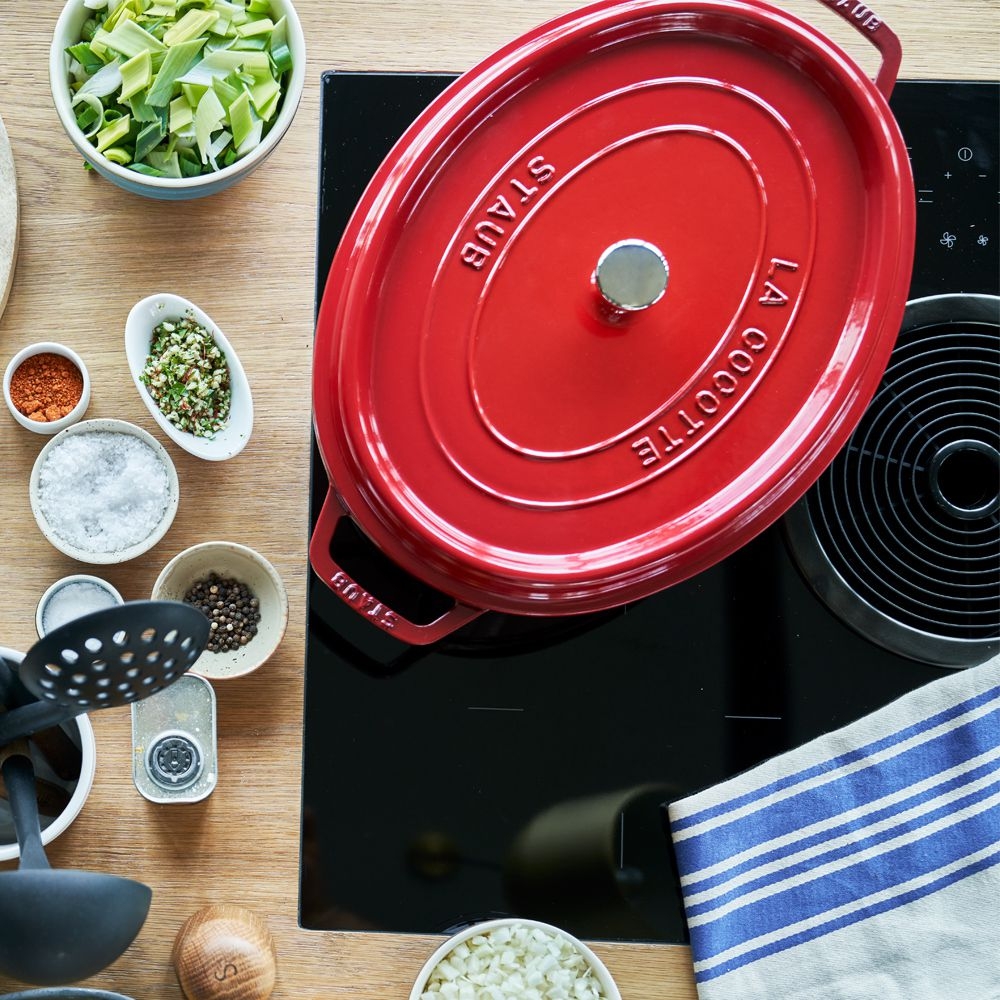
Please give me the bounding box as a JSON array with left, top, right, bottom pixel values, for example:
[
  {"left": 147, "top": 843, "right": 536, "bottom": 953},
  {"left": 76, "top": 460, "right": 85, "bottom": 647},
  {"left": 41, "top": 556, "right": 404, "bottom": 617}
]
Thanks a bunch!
[{"left": 595, "top": 239, "right": 669, "bottom": 313}]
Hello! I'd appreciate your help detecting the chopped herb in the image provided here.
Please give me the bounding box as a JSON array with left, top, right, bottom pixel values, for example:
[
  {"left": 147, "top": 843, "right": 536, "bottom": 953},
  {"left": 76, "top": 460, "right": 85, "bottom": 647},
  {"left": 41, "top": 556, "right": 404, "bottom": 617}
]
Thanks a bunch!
[{"left": 139, "top": 315, "right": 231, "bottom": 437}]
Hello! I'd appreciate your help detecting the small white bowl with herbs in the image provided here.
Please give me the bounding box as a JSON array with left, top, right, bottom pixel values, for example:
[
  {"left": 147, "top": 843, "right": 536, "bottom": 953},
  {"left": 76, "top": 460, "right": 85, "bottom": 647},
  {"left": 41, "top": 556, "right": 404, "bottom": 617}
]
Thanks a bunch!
[{"left": 125, "top": 292, "right": 253, "bottom": 460}]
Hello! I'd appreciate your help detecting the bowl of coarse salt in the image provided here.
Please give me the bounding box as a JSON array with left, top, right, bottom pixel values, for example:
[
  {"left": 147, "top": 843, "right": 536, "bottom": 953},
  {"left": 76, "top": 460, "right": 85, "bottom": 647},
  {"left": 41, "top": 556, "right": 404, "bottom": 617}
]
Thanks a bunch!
[
  {"left": 36, "top": 573, "right": 124, "bottom": 637},
  {"left": 29, "top": 418, "right": 179, "bottom": 564},
  {"left": 409, "top": 918, "right": 621, "bottom": 1000}
]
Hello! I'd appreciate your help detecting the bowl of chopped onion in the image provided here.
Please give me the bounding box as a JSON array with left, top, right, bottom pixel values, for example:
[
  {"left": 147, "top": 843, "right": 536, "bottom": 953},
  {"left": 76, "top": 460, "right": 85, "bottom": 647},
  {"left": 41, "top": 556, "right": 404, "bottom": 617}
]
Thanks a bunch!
[
  {"left": 125, "top": 292, "right": 253, "bottom": 461},
  {"left": 409, "top": 918, "right": 621, "bottom": 1000},
  {"left": 50, "top": 0, "right": 305, "bottom": 200}
]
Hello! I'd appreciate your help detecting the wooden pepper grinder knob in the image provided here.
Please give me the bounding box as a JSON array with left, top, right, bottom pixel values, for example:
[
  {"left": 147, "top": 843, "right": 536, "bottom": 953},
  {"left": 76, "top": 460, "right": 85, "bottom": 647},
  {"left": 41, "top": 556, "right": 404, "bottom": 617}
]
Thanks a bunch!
[{"left": 173, "top": 904, "right": 277, "bottom": 1000}]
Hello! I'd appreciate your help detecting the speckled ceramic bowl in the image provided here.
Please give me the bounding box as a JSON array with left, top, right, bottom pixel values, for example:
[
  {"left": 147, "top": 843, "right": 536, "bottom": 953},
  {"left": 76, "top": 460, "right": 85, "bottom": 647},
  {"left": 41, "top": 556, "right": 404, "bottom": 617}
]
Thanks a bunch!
[
  {"left": 124, "top": 292, "right": 253, "bottom": 461},
  {"left": 29, "top": 418, "right": 179, "bottom": 564},
  {"left": 35, "top": 573, "right": 124, "bottom": 638},
  {"left": 3, "top": 341, "right": 91, "bottom": 435},
  {"left": 151, "top": 541, "right": 288, "bottom": 680},
  {"left": 50, "top": 0, "right": 305, "bottom": 200}
]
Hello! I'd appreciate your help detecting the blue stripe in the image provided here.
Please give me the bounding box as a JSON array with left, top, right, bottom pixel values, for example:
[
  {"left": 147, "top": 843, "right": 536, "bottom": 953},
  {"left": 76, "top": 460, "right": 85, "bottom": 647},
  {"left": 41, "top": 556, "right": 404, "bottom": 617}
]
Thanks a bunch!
[
  {"left": 673, "top": 707, "right": 999, "bottom": 876},
  {"left": 681, "top": 756, "right": 1000, "bottom": 898},
  {"left": 671, "top": 684, "right": 1000, "bottom": 833},
  {"left": 684, "top": 774, "right": 1000, "bottom": 918},
  {"left": 694, "top": 847, "right": 1000, "bottom": 983},
  {"left": 690, "top": 800, "right": 1000, "bottom": 961}
]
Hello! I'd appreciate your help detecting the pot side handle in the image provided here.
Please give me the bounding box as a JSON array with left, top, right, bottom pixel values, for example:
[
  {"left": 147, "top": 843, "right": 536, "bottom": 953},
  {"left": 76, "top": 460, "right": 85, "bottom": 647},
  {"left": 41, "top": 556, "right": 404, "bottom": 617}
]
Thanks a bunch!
[
  {"left": 309, "top": 490, "right": 484, "bottom": 646},
  {"left": 814, "top": 0, "right": 902, "bottom": 98}
]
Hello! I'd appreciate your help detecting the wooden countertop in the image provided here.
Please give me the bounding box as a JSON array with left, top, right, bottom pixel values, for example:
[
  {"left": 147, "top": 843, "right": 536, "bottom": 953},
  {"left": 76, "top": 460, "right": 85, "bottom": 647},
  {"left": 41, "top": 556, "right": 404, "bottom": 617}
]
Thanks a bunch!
[{"left": 0, "top": 2, "right": 995, "bottom": 996}]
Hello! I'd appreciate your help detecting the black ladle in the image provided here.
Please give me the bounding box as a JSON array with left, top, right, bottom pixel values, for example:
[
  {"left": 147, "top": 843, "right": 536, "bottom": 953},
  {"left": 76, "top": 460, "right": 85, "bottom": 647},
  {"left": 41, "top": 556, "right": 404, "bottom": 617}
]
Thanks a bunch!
[
  {"left": 0, "top": 741, "right": 152, "bottom": 985},
  {"left": 0, "top": 599, "right": 210, "bottom": 746}
]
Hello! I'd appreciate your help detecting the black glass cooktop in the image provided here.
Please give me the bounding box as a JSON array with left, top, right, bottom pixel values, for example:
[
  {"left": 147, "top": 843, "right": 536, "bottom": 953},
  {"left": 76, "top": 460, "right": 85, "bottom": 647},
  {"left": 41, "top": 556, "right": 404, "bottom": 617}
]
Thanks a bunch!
[{"left": 300, "top": 75, "right": 999, "bottom": 942}]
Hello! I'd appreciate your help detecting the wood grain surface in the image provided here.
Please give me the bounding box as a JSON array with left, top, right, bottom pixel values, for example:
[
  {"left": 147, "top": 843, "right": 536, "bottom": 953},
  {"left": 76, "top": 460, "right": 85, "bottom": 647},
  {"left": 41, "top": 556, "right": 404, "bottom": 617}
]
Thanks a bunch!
[{"left": 0, "top": 1, "right": 995, "bottom": 996}]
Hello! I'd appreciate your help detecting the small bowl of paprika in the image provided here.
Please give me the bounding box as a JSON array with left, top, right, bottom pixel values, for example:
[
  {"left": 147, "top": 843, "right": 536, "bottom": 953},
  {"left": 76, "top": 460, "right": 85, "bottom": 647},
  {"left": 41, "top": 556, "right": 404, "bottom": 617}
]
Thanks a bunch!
[{"left": 3, "top": 341, "right": 90, "bottom": 435}]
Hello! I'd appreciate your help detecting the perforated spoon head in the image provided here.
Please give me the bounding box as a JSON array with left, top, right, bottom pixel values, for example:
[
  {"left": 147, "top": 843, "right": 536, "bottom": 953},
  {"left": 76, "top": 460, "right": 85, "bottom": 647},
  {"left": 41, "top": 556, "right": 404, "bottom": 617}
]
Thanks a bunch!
[{"left": 18, "top": 600, "right": 210, "bottom": 712}]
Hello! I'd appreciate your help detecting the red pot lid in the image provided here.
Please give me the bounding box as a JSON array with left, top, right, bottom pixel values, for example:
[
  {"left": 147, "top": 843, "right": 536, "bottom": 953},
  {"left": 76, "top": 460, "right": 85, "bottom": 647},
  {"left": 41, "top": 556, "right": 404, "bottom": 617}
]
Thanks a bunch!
[{"left": 312, "top": 0, "right": 914, "bottom": 624}]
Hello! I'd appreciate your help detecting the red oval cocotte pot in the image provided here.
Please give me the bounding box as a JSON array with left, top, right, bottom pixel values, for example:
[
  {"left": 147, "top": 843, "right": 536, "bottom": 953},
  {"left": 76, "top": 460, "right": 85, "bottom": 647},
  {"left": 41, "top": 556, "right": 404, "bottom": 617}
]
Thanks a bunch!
[{"left": 311, "top": 0, "right": 915, "bottom": 644}]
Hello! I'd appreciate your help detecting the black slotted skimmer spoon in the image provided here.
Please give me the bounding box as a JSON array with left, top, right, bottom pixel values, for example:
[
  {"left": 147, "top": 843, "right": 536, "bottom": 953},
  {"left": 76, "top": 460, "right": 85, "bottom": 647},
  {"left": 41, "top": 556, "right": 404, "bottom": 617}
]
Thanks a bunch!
[{"left": 0, "top": 599, "right": 210, "bottom": 746}]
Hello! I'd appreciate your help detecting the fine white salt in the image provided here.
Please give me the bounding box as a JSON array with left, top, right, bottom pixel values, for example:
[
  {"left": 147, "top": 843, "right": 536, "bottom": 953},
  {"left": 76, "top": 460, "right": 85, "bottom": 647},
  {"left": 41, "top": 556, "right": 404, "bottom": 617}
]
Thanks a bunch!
[
  {"left": 35, "top": 431, "right": 171, "bottom": 554},
  {"left": 42, "top": 580, "right": 119, "bottom": 634}
]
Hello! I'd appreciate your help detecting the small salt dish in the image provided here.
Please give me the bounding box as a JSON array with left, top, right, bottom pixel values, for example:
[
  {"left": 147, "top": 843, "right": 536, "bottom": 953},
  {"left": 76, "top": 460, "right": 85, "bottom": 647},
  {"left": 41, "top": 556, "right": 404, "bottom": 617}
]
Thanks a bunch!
[
  {"left": 30, "top": 418, "right": 179, "bottom": 564},
  {"left": 3, "top": 341, "right": 90, "bottom": 435},
  {"left": 125, "top": 292, "right": 253, "bottom": 461},
  {"left": 36, "top": 573, "right": 124, "bottom": 638},
  {"left": 151, "top": 541, "right": 288, "bottom": 680}
]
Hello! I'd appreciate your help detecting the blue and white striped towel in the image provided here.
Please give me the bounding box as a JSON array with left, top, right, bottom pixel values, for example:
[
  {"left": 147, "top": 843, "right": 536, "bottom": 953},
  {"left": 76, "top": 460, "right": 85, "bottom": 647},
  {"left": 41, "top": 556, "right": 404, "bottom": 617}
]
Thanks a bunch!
[{"left": 667, "top": 657, "right": 1000, "bottom": 1000}]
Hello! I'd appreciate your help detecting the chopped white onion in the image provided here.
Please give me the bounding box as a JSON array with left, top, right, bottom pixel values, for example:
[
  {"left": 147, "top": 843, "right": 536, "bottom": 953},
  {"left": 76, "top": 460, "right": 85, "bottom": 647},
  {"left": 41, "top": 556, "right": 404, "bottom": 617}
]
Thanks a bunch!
[{"left": 420, "top": 923, "right": 609, "bottom": 1000}]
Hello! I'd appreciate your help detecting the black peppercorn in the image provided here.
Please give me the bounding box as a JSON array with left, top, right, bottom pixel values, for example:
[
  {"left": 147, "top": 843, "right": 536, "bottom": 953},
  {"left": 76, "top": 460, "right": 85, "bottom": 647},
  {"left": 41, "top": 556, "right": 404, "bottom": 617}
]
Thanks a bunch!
[{"left": 182, "top": 573, "right": 262, "bottom": 653}]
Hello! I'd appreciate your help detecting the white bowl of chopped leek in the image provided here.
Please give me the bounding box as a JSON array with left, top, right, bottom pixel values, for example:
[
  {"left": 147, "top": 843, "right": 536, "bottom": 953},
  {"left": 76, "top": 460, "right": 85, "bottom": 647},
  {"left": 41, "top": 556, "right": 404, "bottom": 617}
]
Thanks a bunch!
[
  {"left": 125, "top": 291, "right": 253, "bottom": 460},
  {"left": 410, "top": 918, "right": 622, "bottom": 1000},
  {"left": 50, "top": 0, "right": 305, "bottom": 200}
]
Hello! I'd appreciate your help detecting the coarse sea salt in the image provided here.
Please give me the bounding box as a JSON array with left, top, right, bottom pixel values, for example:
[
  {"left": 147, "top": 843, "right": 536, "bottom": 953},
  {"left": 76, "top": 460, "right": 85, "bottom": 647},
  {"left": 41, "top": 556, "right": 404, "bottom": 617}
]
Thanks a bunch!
[
  {"left": 41, "top": 580, "right": 120, "bottom": 634},
  {"left": 36, "top": 431, "right": 171, "bottom": 554}
]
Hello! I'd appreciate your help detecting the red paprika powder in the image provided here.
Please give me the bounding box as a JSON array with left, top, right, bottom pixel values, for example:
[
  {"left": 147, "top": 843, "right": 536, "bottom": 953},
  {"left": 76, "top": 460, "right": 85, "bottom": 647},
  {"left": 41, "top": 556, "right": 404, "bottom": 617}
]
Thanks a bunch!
[{"left": 8, "top": 352, "right": 84, "bottom": 422}]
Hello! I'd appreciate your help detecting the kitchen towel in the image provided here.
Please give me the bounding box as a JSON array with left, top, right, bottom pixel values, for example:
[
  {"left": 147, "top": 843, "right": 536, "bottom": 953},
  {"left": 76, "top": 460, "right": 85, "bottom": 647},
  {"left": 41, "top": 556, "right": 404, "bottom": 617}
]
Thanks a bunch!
[{"left": 666, "top": 656, "right": 1000, "bottom": 1000}]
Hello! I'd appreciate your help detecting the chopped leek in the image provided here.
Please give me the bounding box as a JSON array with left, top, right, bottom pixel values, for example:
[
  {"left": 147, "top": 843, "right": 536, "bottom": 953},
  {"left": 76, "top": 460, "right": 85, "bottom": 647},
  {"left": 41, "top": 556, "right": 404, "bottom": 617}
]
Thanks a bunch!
[
  {"left": 235, "top": 16, "right": 272, "bottom": 37},
  {"left": 66, "top": 41, "right": 105, "bottom": 74},
  {"left": 102, "top": 19, "right": 166, "bottom": 59},
  {"left": 135, "top": 119, "right": 165, "bottom": 160},
  {"left": 163, "top": 9, "right": 219, "bottom": 46},
  {"left": 226, "top": 89, "right": 253, "bottom": 148},
  {"left": 104, "top": 146, "right": 133, "bottom": 165},
  {"left": 247, "top": 75, "right": 279, "bottom": 117},
  {"left": 145, "top": 37, "right": 205, "bottom": 106},
  {"left": 194, "top": 87, "right": 224, "bottom": 162},
  {"left": 72, "top": 94, "right": 105, "bottom": 137},
  {"left": 96, "top": 113, "right": 132, "bottom": 152},
  {"left": 62, "top": 0, "right": 294, "bottom": 178},
  {"left": 76, "top": 58, "right": 123, "bottom": 99},
  {"left": 119, "top": 49, "right": 152, "bottom": 100},
  {"left": 169, "top": 94, "right": 193, "bottom": 132}
]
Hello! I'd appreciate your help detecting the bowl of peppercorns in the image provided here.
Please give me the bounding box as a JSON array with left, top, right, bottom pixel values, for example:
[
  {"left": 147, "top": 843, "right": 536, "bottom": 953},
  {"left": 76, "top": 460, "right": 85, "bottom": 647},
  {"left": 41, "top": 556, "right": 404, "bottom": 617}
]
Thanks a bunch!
[{"left": 151, "top": 540, "right": 287, "bottom": 680}]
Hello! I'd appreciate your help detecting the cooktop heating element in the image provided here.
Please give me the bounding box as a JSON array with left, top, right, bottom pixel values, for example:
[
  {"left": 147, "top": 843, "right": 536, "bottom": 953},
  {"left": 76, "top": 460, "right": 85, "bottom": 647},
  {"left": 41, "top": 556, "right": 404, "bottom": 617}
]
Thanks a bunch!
[{"left": 301, "top": 76, "right": 999, "bottom": 943}]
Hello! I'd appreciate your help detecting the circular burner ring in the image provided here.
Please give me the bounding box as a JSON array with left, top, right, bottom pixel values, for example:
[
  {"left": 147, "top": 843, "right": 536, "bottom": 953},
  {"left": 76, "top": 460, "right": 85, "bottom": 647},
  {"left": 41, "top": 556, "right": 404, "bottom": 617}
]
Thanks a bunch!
[{"left": 785, "top": 293, "right": 1000, "bottom": 668}]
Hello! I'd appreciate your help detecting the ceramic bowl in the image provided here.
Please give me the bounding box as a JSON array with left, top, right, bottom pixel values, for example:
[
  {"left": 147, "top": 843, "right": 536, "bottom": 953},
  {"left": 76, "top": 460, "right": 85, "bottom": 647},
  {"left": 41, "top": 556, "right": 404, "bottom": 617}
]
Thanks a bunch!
[
  {"left": 30, "top": 418, "right": 179, "bottom": 564},
  {"left": 36, "top": 573, "right": 125, "bottom": 638},
  {"left": 151, "top": 541, "right": 288, "bottom": 680},
  {"left": 408, "top": 918, "right": 622, "bottom": 1000},
  {"left": 49, "top": 0, "right": 305, "bottom": 201},
  {"left": 3, "top": 341, "right": 91, "bottom": 435},
  {"left": 0, "top": 647, "right": 97, "bottom": 864},
  {"left": 125, "top": 292, "right": 253, "bottom": 461}
]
